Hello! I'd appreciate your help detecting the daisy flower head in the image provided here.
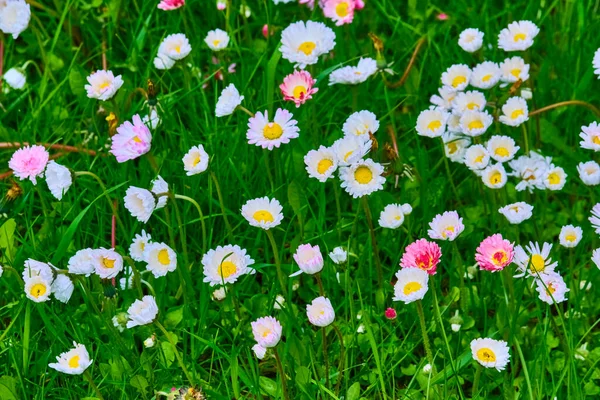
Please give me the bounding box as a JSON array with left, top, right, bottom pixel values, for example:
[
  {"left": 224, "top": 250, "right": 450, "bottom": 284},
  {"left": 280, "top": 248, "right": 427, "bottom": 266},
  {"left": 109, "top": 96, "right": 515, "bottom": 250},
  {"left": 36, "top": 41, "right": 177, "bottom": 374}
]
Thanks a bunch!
[
  {"left": 280, "top": 20, "right": 335, "bottom": 69},
  {"left": 481, "top": 163, "right": 508, "bottom": 189},
  {"left": 306, "top": 296, "right": 335, "bottom": 327},
  {"left": 458, "top": 28, "right": 484, "bottom": 53},
  {"left": 24, "top": 275, "right": 52, "bottom": 302},
  {"left": 84, "top": 70, "right": 123, "bottom": 101},
  {"left": 201, "top": 244, "right": 255, "bottom": 286},
  {"left": 329, "top": 247, "right": 347, "bottom": 264},
  {"left": 577, "top": 161, "right": 600, "bottom": 186},
  {"left": 323, "top": 0, "right": 355, "bottom": 26},
  {"left": 304, "top": 146, "right": 337, "bottom": 182},
  {"left": 498, "top": 202, "right": 533, "bottom": 224},
  {"left": 251, "top": 316, "right": 282, "bottom": 348},
  {"left": 464, "top": 144, "right": 490, "bottom": 171},
  {"left": 158, "top": 33, "right": 191, "bottom": 61},
  {"left": 392, "top": 268, "right": 429, "bottom": 304},
  {"left": 594, "top": 48, "right": 600, "bottom": 78},
  {"left": 129, "top": 230, "right": 152, "bottom": 262},
  {"left": 593, "top": 248, "right": 600, "bottom": 269},
  {"left": 8, "top": 144, "right": 49, "bottom": 185},
  {"left": 498, "top": 20, "right": 539, "bottom": 51},
  {"left": 559, "top": 225, "right": 582, "bottom": 248},
  {"left": 459, "top": 110, "right": 493, "bottom": 137},
  {"left": 204, "top": 28, "right": 230, "bottom": 51},
  {"left": 153, "top": 52, "right": 176, "bottom": 70},
  {"left": 536, "top": 272, "right": 569, "bottom": 305},
  {"left": 215, "top": 83, "right": 244, "bottom": 117},
  {"left": 443, "top": 132, "right": 470, "bottom": 163},
  {"left": 470, "top": 61, "right": 501, "bottom": 89},
  {"left": 3, "top": 67, "right": 26, "bottom": 90},
  {"left": 247, "top": 109, "right": 299, "bottom": 150},
  {"left": 441, "top": 64, "right": 471, "bottom": 91},
  {"left": 470, "top": 338, "right": 510, "bottom": 371},
  {"left": 93, "top": 248, "right": 124, "bottom": 279},
  {"left": 150, "top": 175, "right": 168, "bottom": 209},
  {"left": 543, "top": 166, "right": 567, "bottom": 191},
  {"left": 280, "top": 70, "right": 318, "bottom": 107},
  {"left": 0, "top": 0, "right": 30, "bottom": 38},
  {"left": 241, "top": 196, "right": 284, "bottom": 230},
  {"left": 332, "top": 135, "right": 372, "bottom": 166},
  {"left": 508, "top": 152, "right": 551, "bottom": 192},
  {"left": 500, "top": 56, "right": 530, "bottom": 83},
  {"left": 499, "top": 97, "right": 529, "bottom": 126},
  {"left": 67, "top": 249, "right": 96, "bottom": 276},
  {"left": 514, "top": 242, "right": 558, "bottom": 278},
  {"left": 452, "top": 90, "right": 486, "bottom": 113},
  {"left": 48, "top": 342, "right": 93, "bottom": 375},
  {"left": 339, "top": 158, "right": 385, "bottom": 198},
  {"left": 52, "top": 275, "right": 74, "bottom": 303},
  {"left": 430, "top": 86, "right": 457, "bottom": 110},
  {"left": 475, "top": 233, "right": 514, "bottom": 272},
  {"left": 110, "top": 114, "right": 152, "bottom": 162},
  {"left": 124, "top": 186, "right": 156, "bottom": 223},
  {"left": 143, "top": 242, "right": 177, "bottom": 278},
  {"left": 182, "top": 144, "right": 210, "bottom": 176},
  {"left": 216, "top": 0, "right": 227, "bottom": 9},
  {"left": 400, "top": 238, "right": 442, "bottom": 275},
  {"left": 590, "top": 203, "right": 600, "bottom": 235},
  {"left": 487, "top": 135, "right": 520, "bottom": 162},
  {"left": 378, "top": 203, "right": 412, "bottom": 229},
  {"left": 253, "top": 344, "right": 267, "bottom": 359},
  {"left": 142, "top": 109, "right": 160, "bottom": 130},
  {"left": 22, "top": 259, "right": 53, "bottom": 282},
  {"left": 343, "top": 110, "right": 380, "bottom": 140},
  {"left": 329, "top": 57, "right": 377, "bottom": 85},
  {"left": 158, "top": 0, "right": 184, "bottom": 10},
  {"left": 126, "top": 295, "right": 159, "bottom": 328},
  {"left": 45, "top": 161, "right": 72, "bottom": 200},
  {"left": 292, "top": 243, "right": 324, "bottom": 276},
  {"left": 415, "top": 107, "right": 449, "bottom": 138},
  {"left": 428, "top": 211, "right": 465, "bottom": 241},
  {"left": 579, "top": 122, "right": 600, "bottom": 152}
]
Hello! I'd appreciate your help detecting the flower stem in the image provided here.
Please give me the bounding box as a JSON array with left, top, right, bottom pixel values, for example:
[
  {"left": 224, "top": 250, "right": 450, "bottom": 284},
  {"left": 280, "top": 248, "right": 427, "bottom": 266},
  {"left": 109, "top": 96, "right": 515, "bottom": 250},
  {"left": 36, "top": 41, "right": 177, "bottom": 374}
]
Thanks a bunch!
[
  {"left": 315, "top": 272, "right": 325, "bottom": 297},
  {"left": 332, "top": 324, "right": 345, "bottom": 394},
  {"left": 273, "top": 347, "right": 290, "bottom": 400},
  {"left": 361, "top": 197, "right": 383, "bottom": 287},
  {"left": 174, "top": 194, "right": 207, "bottom": 254},
  {"left": 210, "top": 171, "right": 234, "bottom": 243},
  {"left": 266, "top": 230, "right": 287, "bottom": 297},
  {"left": 155, "top": 320, "right": 194, "bottom": 386},
  {"left": 416, "top": 300, "right": 434, "bottom": 368},
  {"left": 440, "top": 138, "right": 461, "bottom": 204},
  {"left": 84, "top": 370, "right": 105, "bottom": 400},
  {"left": 237, "top": 105, "right": 255, "bottom": 117},
  {"left": 322, "top": 328, "right": 330, "bottom": 388},
  {"left": 528, "top": 100, "right": 600, "bottom": 117},
  {"left": 472, "top": 365, "right": 483, "bottom": 397}
]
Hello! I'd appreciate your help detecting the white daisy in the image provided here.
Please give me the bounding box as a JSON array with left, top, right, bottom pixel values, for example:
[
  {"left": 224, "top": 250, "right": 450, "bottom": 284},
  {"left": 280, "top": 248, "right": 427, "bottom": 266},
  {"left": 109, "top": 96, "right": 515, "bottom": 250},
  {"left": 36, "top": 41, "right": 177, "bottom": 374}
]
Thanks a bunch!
[
  {"left": 304, "top": 146, "right": 338, "bottom": 182},
  {"left": 158, "top": 33, "right": 192, "bottom": 60},
  {"left": 441, "top": 64, "right": 471, "bottom": 91},
  {"left": 427, "top": 211, "right": 464, "bottom": 241},
  {"left": 542, "top": 166, "right": 567, "bottom": 191},
  {"left": 84, "top": 70, "right": 124, "bottom": 101},
  {"left": 124, "top": 186, "right": 156, "bottom": 223},
  {"left": 280, "top": 20, "right": 336, "bottom": 69},
  {"left": 470, "top": 61, "right": 501, "bottom": 89},
  {"left": 22, "top": 259, "right": 53, "bottom": 282},
  {"left": 215, "top": 83, "right": 244, "bottom": 117},
  {"left": 339, "top": 158, "right": 386, "bottom": 198},
  {"left": 329, "top": 247, "right": 347, "bottom": 264},
  {"left": 470, "top": 338, "right": 510, "bottom": 371},
  {"left": 464, "top": 144, "right": 490, "bottom": 171},
  {"left": 487, "top": 135, "right": 520, "bottom": 162},
  {"left": 535, "top": 272, "right": 569, "bottom": 305},
  {"left": 329, "top": 57, "right": 378, "bottom": 85},
  {"left": 24, "top": 275, "right": 52, "bottom": 302},
  {"left": 48, "top": 342, "right": 93, "bottom": 375},
  {"left": 430, "top": 86, "right": 457, "bottom": 110},
  {"left": 129, "top": 230, "right": 152, "bottom": 262},
  {"left": 126, "top": 295, "right": 159, "bottom": 328},
  {"left": 343, "top": 110, "right": 380, "bottom": 141},
  {"left": 143, "top": 242, "right": 177, "bottom": 278},
  {"left": 204, "top": 28, "right": 230, "bottom": 51},
  {"left": 577, "top": 161, "right": 600, "bottom": 186},
  {"left": 151, "top": 175, "right": 169, "bottom": 209},
  {"left": 452, "top": 90, "right": 486, "bottom": 113},
  {"left": 498, "top": 202, "right": 533, "bottom": 224},
  {"left": 0, "top": 0, "right": 30, "bottom": 39},
  {"left": 154, "top": 52, "right": 176, "bottom": 70},
  {"left": 498, "top": 20, "right": 540, "bottom": 51},
  {"left": 579, "top": 122, "right": 600, "bottom": 152},
  {"left": 500, "top": 56, "right": 530, "bottom": 83},
  {"left": 332, "top": 135, "right": 372, "bottom": 166},
  {"left": 93, "top": 248, "right": 124, "bottom": 279},
  {"left": 415, "top": 107, "right": 449, "bottom": 138},
  {"left": 508, "top": 152, "right": 551, "bottom": 192},
  {"left": 443, "top": 131, "right": 470, "bottom": 163},
  {"left": 459, "top": 110, "right": 493, "bottom": 137},
  {"left": 458, "top": 28, "right": 484, "bottom": 53},
  {"left": 52, "top": 275, "right": 74, "bottom": 303},
  {"left": 559, "top": 225, "right": 582, "bottom": 248},
  {"left": 182, "top": 144, "right": 210, "bottom": 176},
  {"left": 67, "top": 249, "right": 96, "bottom": 276},
  {"left": 590, "top": 203, "right": 600, "bottom": 235},
  {"left": 306, "top": 296, "right": 335, "bottom": 327},
  {"left": 378, "top": 203, "right": 412, "bottom": 229},
  {"left": 513, "top": 242, "right": 558, "bottom": 278},
  {"left": 499, "top": 96, "right": 528, "bottom": 126},
  {"left": 594, "top": 48, "right": 600, "bottom": 78},
  {"left": 3, "top": 67, "right": 26, "bottom": 90},
  {"left": 481, "top": 163, "right": 507, "bottom": 189},
  {"left": 593, "top": 248, "right": 600, "bottom": 269},
  {"left": 392, "top": 268, "right": 429, "bottom": 304},
  {"left": 45, "top": 161, "right": 72, "bottom": 200},
  {"left": 241, "top": 197, "right": 284, "bottom": 230},
  {"left": 247, "top": 108, "right": 300, "bottom": 150}
]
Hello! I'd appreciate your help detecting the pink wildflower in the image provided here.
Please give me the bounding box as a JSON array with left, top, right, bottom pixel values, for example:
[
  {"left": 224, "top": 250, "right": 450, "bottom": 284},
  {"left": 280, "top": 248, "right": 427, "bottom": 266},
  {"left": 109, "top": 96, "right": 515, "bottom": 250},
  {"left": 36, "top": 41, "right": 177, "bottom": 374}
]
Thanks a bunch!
[
  {"left": 384, "top": 308, "right": 397, "bottom": 320},
  {"left": 8, "top": 145, "right": 49, "bottom": 185},
  {"left": 475, "top": 234, "right": 514, "bottom": 272},
  {"left": 110, "top": 115, "right": 152, "bottom": 163},
  {"left": 280, "top": 70, "right": 318, "bottom": 107},
  {"left": 437, "top": 13, "right": 449, "bottom": 21},
  {"left": 262, "top": 24, "right": 269, "bottom": 38},
  {"left": 299, "top": 0, "right": 315, "bottom": 9},
  {"left": 157, "top": 0, "right": 184, "bottom": 10},
  {"left": 322, "top": 0, "right": 355, "bottom": 26},
  {"left": 400, "top": 239, "right": 442, "bottom": 275},
  {"left": 354, "top": 0, "right": 365, "bottom": 9}
]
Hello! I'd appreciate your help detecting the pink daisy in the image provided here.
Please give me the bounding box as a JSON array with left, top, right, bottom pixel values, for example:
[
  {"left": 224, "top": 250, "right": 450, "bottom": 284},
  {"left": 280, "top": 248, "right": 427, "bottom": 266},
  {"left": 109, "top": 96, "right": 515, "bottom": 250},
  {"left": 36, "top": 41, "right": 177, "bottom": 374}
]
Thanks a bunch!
[
  {"left": 322, "top": 0, "right": 356, "bottom": 26},
  {"left": 299, "top": 0, "right": 315, "bottom": 9},
  {"left": 110, "top": 115, "right": 152, "bottom": 163},
  {"left": 280, "top": 70, "right": 318, "bottom": 108},
  {"left": 400, "top": 238, "right": 442, "bottom": 275},
  {"left": 8, "top": 145, "right": 50, "bottom": 185},
  {"left": 475, "top": 234, "right": 514, "bottom": 272},
  {"left": 157, "top": 0, "right": 184, "bottom": 10}
]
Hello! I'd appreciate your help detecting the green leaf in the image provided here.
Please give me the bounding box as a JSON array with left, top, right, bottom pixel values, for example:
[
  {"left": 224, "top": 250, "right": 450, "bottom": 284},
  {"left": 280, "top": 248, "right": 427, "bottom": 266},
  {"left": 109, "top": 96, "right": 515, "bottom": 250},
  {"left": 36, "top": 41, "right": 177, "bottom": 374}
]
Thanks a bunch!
[
  {"left": 68, "top": 66, "right": 86, "bottom": 97},
  {"left": 0, "top": 376, "right": 18, "bottom": 400},
  {"left": 164, "top": 306, "right": 184, "bottom": 329},
  {"left": 160, "top": 341, "right": 175, "bottom": 368},
  {"left": 295, "top": 366, "right": 311, "bottom": 386},
  {"left": 346, "top": 382, "right": 361, "bottom": 400},
  {"left": 0, "top": 219, "right": 16, "bottom": 262},
  {"left": 265, "top": 46, "right": 282, "bottom": 116},
  {"left": 259, "top": 376, "right": 278, "bottom": 397},
  {"left": 130, "top": 375, "right": 149, "bottom": 395}
]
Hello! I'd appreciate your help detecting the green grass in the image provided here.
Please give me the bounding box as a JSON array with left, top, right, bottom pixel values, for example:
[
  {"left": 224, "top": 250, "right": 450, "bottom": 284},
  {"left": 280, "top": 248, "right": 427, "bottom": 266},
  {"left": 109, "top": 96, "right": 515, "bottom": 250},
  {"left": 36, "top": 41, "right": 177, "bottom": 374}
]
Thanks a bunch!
[{"left": 1, "top": 0, "right": 600, "bottom": 399}]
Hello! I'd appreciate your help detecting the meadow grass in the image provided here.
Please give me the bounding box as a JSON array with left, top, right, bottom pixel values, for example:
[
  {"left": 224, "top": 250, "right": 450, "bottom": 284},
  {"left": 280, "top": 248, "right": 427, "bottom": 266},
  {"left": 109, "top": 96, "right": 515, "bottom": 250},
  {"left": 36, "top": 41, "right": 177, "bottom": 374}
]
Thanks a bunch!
[{"left": 1, "top": 0, "right": 600, "bottom": 399}]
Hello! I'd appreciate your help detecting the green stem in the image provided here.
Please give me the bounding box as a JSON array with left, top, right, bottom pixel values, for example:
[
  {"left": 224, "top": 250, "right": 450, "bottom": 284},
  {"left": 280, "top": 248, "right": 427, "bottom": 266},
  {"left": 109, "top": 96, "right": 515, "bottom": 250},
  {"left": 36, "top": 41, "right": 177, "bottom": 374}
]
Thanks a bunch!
[
  {"left": 440, "top": 137, "right": 461, "bottom": 204},
  {"left": 472, "top": 365, "right": 483, "bottom": 397},
  {"left": 84, "top": 370, "right": 105, "bottom": 400},
  {"left": 416, "top": 300, "right": 434, "bottom": 368},
  {"left": 168, "top": 194, "right": 193, "bottom": 308},
  {"left": 266, "top": 229, "right": 287, "bottom": 297},
  {"left": 174, "top": 194, "right": 207, "bottom": 254},
  {"left": 237, "top": 105, "right": 255, "bottom": 117},
  {"left": 521, "top": 124, "right": 530, "bottom": 154},
  {"left": 322, "top": 328, "right": 330, "bottom": 388},
  {"left": 155, "top": 320, "right": 194, "bottom": 385},
  {"left": 210, "top": 171, "right": 234, "bottom": 243},
  {"left": 23, "top": 301, "right": 31, "bottom": 374},
  {"left": 273, "top": 347, "right": 290, "bottom": 400},
  {"left": 315, "top": 272, "right": 325, "bottom": 297},
  {"left": 332, "top": 324, "right": 345, "bottom": 394},
  {"left": 361, "top": 197, "right": 383, "bottom": 287}
]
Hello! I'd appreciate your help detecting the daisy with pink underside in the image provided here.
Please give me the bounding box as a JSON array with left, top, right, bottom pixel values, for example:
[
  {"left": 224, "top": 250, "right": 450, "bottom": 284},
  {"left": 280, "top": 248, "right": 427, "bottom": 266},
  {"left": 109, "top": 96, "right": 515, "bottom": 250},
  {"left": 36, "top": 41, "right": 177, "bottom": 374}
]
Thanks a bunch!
[
  {"left": 157, "top": 0, "right": 184, "bottom": 10},
  {"left": 110, "top": 115, "right": 152, "bottom": 162},
  {"left": 400, "top": 239, "right": 442, "bottom": 275},
  {"left": 475, "top": 234, "right": 514, "bottom": 272},
  {"left": 323, "top": 0, "right": 355, "bottom": 26},
  {"left": 8, "top": 145, "right": 50, "bottom": 185},
  {"left": 247, "top": 109, "right": 300, "bottom": 150},
  {"left": 280, "top": 70, "right": 318, "bottom": 107}
]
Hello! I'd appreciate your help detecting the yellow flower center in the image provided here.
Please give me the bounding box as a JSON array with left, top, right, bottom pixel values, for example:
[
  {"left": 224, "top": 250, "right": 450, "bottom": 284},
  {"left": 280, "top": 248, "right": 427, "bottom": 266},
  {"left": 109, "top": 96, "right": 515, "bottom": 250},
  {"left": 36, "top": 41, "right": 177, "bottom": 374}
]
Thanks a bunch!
[
  {"left": 317, "top": 159, "right": 333, "bottom": 174},
  {"left": 477, "top": 348, "right": 496, "bottom": 362},
  {"left": 98, "top": 81, "right": 111, "bottom": 90},
  {"left": 565, "top": 234, "right": 576, "bottom": 242},
  {"left": 298, "top": 41, "right": 316, "bottom": 56},
  {"left": 427, "top": 120, "right": 442, "bottom": 131},
  {"left": 441, "top": 226, "right": 455, "bottom": 238},
  {"left": 293, "top": 85, "right": 307, "bottom": 99},
  {"left": 263, "top": 122, "right": 284, "bottom": 140},
  {"left": 529, "top": 254, "right": 546, "bottom": 273},
  {"left": 343, "top": 151, "right": 354, "bottom": 162},
  {"left": 447, "top": 142, "right": 458, "bottom": 154},
  {"left": 548, "top": 172, "right": 560, "bottom": 185},
  {"left": 68, "top": 355, "right": 80, "bottom": 368},
  {"left": 30, "top": 283, "right": 47, "bottom": 298},
  {"left": 474, "top": 155, "right": 484, "bottom": 163},
  {"left": 253, "top": 210, "right": 274, "bottom": 223},
  {"left": 468, "top": 120, "right": 484, "bottom": 130},
  {"left": 593, "top": 136, "right": 600, "bottom": 145},
  {"left": 354, "top": 166, "right": 373, "bottom": 184},
  {"left": 262, "top": 328, "right": 272, "bottom": 338},
  {"left": 495, "top": 147, "right": 509, "bottom": 157},
  {"left": 403, "top": 281, "right": 422, "bottom": 295},
  {"left": 547, "top": 283, "right": 556, "bottom": 295},
  {"left": 513, "top": 33, "right": 527, "bottom": 42},
  {"left": 336, "top": 1, "right": 349, "bottom": 17},
  {"left": 174, "top": 45, "right": 181, "bottom": 53},
  {"left": 133, "top": 136, "right": 142, "bottom": 144},
  {"left": 451, "top": 75, "right": 467, "bottom": 88},
  {"left": 102, "top": 257, "right": 115, "bottom": 269},
  {"left": 511, "top": 109, "right": 524, "bottom": 119},
  {"left": 489, "top": 171, "right": 502, "bottom": 185},
  {"left": 218, "top": 261, "right": 237, "bottom": 279},
  {"left": 482, "top": 74, "right": 492, "bottom": 82},
  {"left": 212, "top": 40, "right": 220, "bottom": 47},
  {"left": 510, "top": 68, "right": 521, "bottom": 78},
  {"left": 192, "top": 155, "right": 201, "bottom": 166},
  {"left": 158, "top": 249, "right": 170, "bottom": 265},
  {"left": 466, "top": 102, "right": 479, "bottom": 110}
]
